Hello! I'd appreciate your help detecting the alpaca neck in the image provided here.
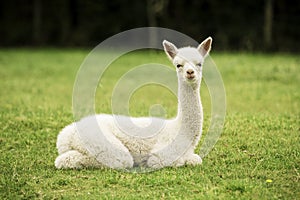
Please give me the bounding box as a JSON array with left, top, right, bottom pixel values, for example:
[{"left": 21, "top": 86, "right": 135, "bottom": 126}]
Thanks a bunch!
[{"left": 176, "top": 81, "right": 203, "bottom": 133}]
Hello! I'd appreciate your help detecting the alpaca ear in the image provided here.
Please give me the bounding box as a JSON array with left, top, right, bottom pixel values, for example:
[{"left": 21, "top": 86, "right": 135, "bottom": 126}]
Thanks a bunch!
[
  {"left": 163, "top": 40, "right": 178, "bottom": 60},
  {"left": 197, "top": 37, "right": 212, "bottom": 58}
]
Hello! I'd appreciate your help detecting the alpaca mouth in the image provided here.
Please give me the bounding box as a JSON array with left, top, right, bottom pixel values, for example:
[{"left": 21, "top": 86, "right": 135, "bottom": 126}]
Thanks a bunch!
[{"left": 186, "top": 75, "right": 195, "bottom": 80}]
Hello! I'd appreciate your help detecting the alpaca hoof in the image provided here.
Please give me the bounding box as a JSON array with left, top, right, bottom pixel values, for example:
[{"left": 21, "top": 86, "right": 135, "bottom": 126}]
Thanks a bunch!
[
  {"left": 186, "top": 154, "right": 202, "bottom": 166},
  {"left": 55, "top": 155, "right": 82, "bottom": 169},
  {"left": 54, "top": 151, "right": 86, "bottom": 169}
]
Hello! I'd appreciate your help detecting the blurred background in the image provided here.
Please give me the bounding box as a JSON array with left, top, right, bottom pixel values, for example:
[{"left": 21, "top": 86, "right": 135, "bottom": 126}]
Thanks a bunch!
[{"left": 0, "top": 0, "right": 299, "bottom": 51}]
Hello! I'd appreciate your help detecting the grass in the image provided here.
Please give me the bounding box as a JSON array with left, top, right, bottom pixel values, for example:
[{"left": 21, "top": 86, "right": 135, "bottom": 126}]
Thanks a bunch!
[{"left": 0, "top": 48, "right": 299, "bottom": 199}]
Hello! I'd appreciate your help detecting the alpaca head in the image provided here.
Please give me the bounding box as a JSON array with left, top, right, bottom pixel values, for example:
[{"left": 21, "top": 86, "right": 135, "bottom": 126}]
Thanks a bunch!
[{"left": 163, "top": 37, "right": 212, "bottom": 88}]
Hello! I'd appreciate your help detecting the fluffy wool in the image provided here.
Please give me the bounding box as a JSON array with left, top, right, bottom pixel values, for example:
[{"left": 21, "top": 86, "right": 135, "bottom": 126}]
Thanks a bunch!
[{"left": 55, "top": 37, "right": 213, "bottom": 169}]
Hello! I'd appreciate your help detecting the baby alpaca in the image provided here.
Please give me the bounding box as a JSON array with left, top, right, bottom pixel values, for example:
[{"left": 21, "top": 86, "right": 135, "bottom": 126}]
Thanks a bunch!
[{"left": 55, "top": 37, "right": 212, "bottom": 169}]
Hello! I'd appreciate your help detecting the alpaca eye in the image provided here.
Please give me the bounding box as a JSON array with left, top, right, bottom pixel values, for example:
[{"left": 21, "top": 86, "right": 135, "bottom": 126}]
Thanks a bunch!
[
  {"left": 176, "top": 64, "right": 183, "bottom": 68},
  {"left": 196, "top": 63, "right": 202, "bottom": 67}
]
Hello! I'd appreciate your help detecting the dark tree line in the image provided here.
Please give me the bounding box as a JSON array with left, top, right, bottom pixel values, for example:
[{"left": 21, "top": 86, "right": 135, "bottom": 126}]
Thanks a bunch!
[{"left": 0, "top": 0, "right": 299, "bottom": 51}]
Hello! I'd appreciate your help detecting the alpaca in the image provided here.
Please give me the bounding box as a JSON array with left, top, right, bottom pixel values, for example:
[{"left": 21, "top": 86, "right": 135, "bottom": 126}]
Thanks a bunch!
[{"left": 55, "top": 37, "right": 212, "bottom": 169}]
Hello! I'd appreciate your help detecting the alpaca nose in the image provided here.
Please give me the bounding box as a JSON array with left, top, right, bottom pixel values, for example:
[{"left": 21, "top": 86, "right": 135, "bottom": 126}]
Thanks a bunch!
[{"left": 187, "top": 69, "right": 194, "bottom": 75}]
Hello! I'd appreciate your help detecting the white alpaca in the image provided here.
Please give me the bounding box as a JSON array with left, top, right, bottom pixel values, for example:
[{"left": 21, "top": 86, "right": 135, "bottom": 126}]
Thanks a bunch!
[{"left": 55, "top": 37, "right": 212, "bottom": 169}]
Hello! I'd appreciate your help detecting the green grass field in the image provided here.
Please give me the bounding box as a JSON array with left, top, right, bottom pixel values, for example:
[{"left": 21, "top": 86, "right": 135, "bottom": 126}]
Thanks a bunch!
[{"left": 0, "top": 49, "right": 299, "bottom": 199}]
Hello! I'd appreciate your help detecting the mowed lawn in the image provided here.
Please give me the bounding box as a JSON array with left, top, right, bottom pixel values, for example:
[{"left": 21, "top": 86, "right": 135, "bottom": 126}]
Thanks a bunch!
[{"left": 0, "top": 49, "right": 299, "bottom": 199}]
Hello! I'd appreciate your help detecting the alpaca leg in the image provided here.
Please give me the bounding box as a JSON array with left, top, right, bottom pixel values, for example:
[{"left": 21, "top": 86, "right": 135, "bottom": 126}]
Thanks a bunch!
[
  {"left": 55, "top": 150, "right": 101, "bottom": 169},
  {"left": 147, "top": 153, "right": 200, "bottom": 168},
  {"left": 173, "top": 148, "right": 202, "bottom": 166},
  {"left": 185, "top": 154, "right": 202, "bottom": 166},
  {"left": 147, "top": 154, "right": 164, "bottom": 169},
  {"left": 90, "top": 132, "right": 134, "bottom": 169},
  {"left": 148, "top": 152, "right": 202, "bottom": 168},
  {"left": 55, "top": 122, "right": 134, "bottom": 169},
  {"left": 56, "top": 123, "right": 77, "bottom": 155},
  {"left": 147, "top": 152, "right": 178, "bottom": 169}
]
